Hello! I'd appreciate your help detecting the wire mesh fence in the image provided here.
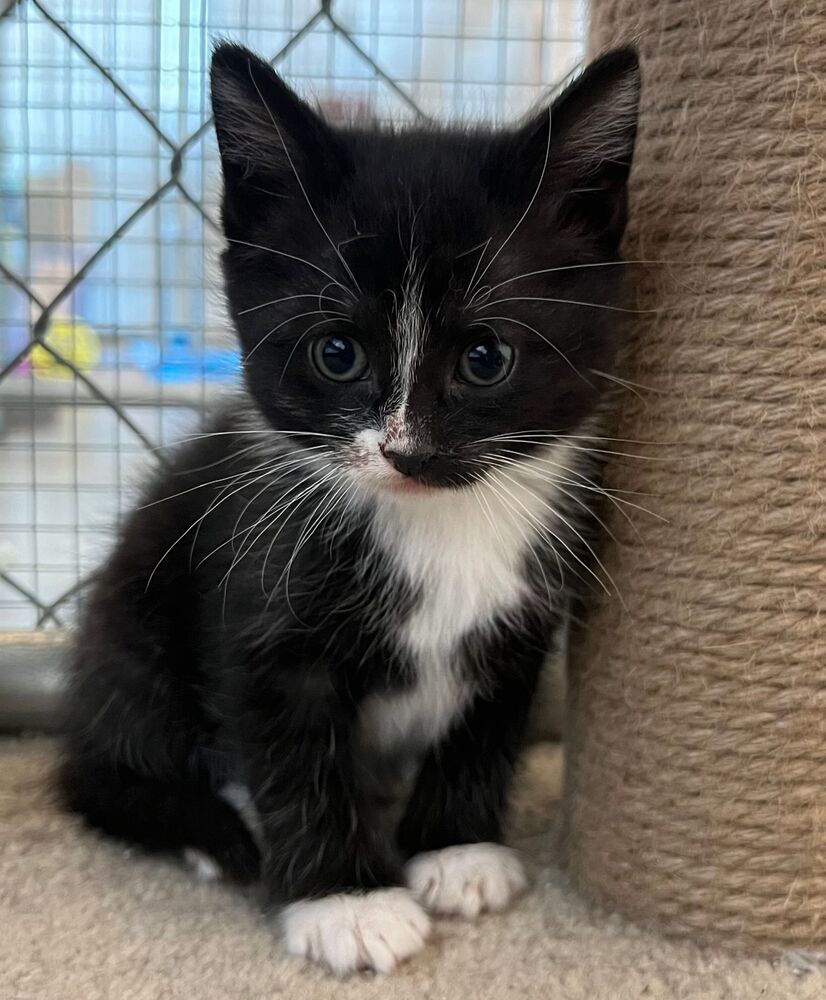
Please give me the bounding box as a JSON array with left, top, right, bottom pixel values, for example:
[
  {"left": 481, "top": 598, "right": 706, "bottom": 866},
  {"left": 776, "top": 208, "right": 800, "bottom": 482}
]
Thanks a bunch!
[{"left": 0, "top": 0, "right": 585, "bottom": 632}]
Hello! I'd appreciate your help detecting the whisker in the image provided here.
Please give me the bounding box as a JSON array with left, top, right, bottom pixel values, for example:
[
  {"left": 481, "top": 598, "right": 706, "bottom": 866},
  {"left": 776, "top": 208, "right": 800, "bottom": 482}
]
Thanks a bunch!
[
  {"left": 225, "top": 238, "right": 355, "bottom": 302},
  {"left": 477, "top": 433, "right": 668, "bottom": 462},
  {"left": 589, "top": 369, "right": 662, "bottom": 397},
  {"left": 137, "top": 453, "right": 293, "bottom": 510},
  {"left": 237, "top": 291, "right": 350, "bottom": 316},
  {"left": 218, "top": 468, "right": 335, "bottom": 594},
  {"left": 257, "top": 472, "right": 341, "bottom": 591},
  {"left": 476, "top": 296, "right": 658, "bottom": 316},
  {"left": 478, "top": 315, "right": 590, "bottom": 384},
  {"left": 482, "top": 472, "right": 570, "bottom": 597},
  {"left": 246, "top": 59, "right": 362, "bottom": 296},
  {"left": 281, "top": 474, "right": 351, "bottom": 604},
  {"left": 463, "top": 237, "right": 492, "bottom": 300},
  {"left": 491, "top": 466, "right": 622, "bottom": 605},
  {"left": 479, "top": 430, "right": 662, "bottom": 447},
  {"left": 195, "top": 450, "right": 336, "bottom": 567},
  {"left": 465, "top": 105, "right": 552, "bottom": 301},
  {"left": 144, "top": 458, "right": 292, "bottom": 592},
  {"left": 494, "top": 448, "right": 664, "bottom": 523},
  {"left": 486, "top": 453, "right": 623, "bottom": 546},
  {"left": 188, "top": 452, "right": 329, "bottom": 562},
  {"left": 473, "top": 258, "right": 690, "bottom": 301},
  {"left": 485, "top": 467, "right": 602, "bottom": 596},
  {"left": 245, "top": 309, "right": 352, "bottom": 362},
  {"left": 475, "top": 474, "right": 559, "bottom": 607},
  {"left": 172, "top": 429, "right": 350, "bottom": 444},
  {"left": 455, "top": 237, "right": 492, "bottom": 261},
  {"left": 278, "top": 315, "right": 355, "bottom": 384}
]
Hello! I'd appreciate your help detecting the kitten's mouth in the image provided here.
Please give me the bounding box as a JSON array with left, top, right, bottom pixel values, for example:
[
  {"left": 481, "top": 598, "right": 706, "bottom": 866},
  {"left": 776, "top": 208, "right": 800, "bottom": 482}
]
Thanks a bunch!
[{"left": 382, "top": 474, "right": 438, "bottom": 496}]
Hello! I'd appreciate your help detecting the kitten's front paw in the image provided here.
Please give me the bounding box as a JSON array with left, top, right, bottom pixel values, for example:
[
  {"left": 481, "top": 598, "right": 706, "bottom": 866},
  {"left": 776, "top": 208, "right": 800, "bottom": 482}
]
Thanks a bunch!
[
  {"left": 280, "top": 888, "right": 430, "bottom": 977},
  {"left": 405, "top": 843, "right": 527, "bottom": 920}
]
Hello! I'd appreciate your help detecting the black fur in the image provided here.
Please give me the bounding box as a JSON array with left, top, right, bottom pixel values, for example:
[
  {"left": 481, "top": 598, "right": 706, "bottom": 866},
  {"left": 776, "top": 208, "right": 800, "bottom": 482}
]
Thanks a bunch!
[{"left": 58, "top": 43, "right": 640, "bottom": 908}]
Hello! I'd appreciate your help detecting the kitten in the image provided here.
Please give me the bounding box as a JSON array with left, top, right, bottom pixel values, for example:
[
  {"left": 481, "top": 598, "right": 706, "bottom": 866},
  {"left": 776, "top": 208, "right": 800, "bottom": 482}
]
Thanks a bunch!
[{"left": 58, "top": 43, "right": 640, "bottom": 976}]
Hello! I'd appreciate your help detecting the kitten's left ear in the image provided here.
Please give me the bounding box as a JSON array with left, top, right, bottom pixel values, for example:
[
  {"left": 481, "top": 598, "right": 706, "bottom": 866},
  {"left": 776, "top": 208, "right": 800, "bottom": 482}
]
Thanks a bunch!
[{"left": 496, "top": 47, "right": 641, "bottom": 247}]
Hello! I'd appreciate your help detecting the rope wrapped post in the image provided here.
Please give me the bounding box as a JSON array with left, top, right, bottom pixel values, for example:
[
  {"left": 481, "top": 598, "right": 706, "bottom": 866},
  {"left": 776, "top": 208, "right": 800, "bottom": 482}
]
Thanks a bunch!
[{"left": 563, "top": 0, "right": 826, "bottom": 955}]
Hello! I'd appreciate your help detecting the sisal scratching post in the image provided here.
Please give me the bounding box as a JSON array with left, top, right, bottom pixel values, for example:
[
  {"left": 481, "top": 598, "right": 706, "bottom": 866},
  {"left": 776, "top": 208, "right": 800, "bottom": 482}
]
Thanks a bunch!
[{"left": 563, "top": 0, "right": 826, "bottom": 955}]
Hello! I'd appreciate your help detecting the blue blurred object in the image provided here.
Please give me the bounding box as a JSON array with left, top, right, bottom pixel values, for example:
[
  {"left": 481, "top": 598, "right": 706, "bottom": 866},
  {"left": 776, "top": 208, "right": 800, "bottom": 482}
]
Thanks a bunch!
[{"left": 127, "top": 330, "right": 241, "bottom": 383}]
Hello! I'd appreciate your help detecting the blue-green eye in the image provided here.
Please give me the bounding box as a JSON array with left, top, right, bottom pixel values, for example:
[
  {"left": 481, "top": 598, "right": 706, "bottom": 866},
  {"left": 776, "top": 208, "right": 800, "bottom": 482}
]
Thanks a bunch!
[
  {"left": 458, "top": 339, "right": 514, "bottom": 386},
  {"left": 311, "top": 335, "right": 368, "bottom": 382}
]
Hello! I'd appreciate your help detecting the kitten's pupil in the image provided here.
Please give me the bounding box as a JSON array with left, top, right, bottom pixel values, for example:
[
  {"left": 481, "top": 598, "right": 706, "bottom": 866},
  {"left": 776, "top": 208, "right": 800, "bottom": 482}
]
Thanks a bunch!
[
  {"left": 459, "top": 340, "right": 514, "bottom": 386},
  {"left": 312, "top": 335, "right": 368, "bottom": 382}
]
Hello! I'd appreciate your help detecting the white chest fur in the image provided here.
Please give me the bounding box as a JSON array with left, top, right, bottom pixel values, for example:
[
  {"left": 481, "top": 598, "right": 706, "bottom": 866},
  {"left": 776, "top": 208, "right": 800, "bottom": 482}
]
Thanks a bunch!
[{"left": 359, "top": 459, "right": 561, "bottom": 755}]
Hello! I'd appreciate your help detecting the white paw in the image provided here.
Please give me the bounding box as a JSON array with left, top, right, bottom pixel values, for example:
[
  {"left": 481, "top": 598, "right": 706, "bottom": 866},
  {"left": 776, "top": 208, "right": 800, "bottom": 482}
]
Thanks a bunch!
[
  {"left": 183, "top": 848, "right": 222, "bottom": 882},
  {"left": 405, "top": 843, "right": 527, "bottom": 920},
  {"left": 281, "top": 888, "right": 430, "bottom": 977}
]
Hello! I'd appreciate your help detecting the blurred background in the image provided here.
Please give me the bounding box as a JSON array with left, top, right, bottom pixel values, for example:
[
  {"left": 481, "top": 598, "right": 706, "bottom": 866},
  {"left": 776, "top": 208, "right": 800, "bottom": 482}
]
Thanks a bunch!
[{"left": 0, "top": 0, "right": 585, "bottom": 641}]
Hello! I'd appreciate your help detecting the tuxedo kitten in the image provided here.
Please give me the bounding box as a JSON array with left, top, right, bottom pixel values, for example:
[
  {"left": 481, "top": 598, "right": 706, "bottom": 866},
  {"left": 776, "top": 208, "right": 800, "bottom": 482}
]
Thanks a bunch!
[{"left": 59, "top": 43, "right": 640, "bottom": 976}]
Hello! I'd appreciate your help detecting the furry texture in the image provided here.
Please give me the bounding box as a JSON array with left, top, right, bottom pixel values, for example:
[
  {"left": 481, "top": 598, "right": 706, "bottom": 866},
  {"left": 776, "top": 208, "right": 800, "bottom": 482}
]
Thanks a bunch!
[{"left": 58, "top": 43, "right": 640, "bottom": 976}]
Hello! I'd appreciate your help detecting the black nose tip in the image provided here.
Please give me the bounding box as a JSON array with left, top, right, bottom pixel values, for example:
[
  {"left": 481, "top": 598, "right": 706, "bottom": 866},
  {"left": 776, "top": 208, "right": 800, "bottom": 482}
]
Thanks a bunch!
[{"left": 382, "top": 448, "right": 434, "bottom": 478}]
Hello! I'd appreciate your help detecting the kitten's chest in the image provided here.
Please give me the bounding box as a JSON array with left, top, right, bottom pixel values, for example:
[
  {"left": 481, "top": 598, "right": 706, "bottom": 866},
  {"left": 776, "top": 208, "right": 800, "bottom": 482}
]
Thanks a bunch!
[{"left": 359, "top": 487, "right": 534, "bottom": 754}]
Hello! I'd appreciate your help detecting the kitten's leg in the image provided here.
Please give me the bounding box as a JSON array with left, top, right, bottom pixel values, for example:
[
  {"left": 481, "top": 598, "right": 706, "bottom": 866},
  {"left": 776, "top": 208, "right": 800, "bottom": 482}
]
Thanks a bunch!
[
  {"left": 234, "top": 678, "right": 430, "bottom": 975},
  {"left": 398, "top": 651, "right": 543, "bottom": 920},
  {"left": 60, "top": 749, "right": 261, "bottom": 884},
  {"left": 59, "top": 548, "right": 259, "bottom": 883}
]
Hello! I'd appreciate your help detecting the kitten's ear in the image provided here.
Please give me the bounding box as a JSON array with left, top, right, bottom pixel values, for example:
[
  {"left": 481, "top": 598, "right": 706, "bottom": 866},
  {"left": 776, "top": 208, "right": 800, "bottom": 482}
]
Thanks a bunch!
[
  {"left": 210, "top": 43, "right": 345, "bottom": 226},
  {"left": 497, "top": 47, "right": 641, "bottom": 247}
]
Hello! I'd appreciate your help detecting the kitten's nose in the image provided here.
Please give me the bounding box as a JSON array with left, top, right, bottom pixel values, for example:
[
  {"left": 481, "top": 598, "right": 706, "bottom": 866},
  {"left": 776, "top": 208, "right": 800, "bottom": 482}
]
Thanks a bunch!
[{"left": 381, "top": 446, "right": 434, "bottom": 478}]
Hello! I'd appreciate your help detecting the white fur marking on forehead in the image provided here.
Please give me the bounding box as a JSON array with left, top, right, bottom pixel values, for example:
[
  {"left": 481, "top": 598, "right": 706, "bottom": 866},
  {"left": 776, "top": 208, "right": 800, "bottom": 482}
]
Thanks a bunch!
[{"left": 391, "top": 252, "right": 426, "bottom": 409}]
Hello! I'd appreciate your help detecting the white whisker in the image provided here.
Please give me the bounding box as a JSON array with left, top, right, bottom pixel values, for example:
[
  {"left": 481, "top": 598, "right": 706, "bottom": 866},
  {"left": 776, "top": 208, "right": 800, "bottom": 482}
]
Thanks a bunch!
[
  {"left": 225, "top": 238, "right": 354, "bottom": 301},
  {"left": 475, "top": 258, "right": 689, "bottom": 300},
  {"left": 278, "top": 315, "right": 355, "bottom": 384},
  {"left": 478, "top": 314, "right": 589, "bottom": 384},
  {"left": 238, "top": 291, "right": 350, "bottom": 316},
  {"left": 246, "top": 309, "right": 352, "bottom": 362},
  {"left": 477, "top": 295, "right": 657, "bottom": 315},
  {"left": 246, "top": 59, "right": 362, "bottom": 296},
  {"left": 492, "top": 465, "right": 624, "bottom": 608},
  {"left": 465, "top": 105, "right": 552, "bottom": 301}
]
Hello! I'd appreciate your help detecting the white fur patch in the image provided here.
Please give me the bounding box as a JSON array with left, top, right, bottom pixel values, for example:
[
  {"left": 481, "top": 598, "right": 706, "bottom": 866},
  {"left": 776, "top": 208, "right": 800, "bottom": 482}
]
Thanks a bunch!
[
  {"left": 183, "top": 848, "right": 223, "bottom": 882},
  {"left": 359, "top": 443, "right": 573, "bottom": 755},
  {"left": 405, "top": 843, "right": 527, "bottom": 919},
  {"left": 281, "top": 888, "right": 430, "bottom": 976},
  {"left": 219, "top": 781, "right": 262, "bottom": 844},
  {"left": 391, "top": 253, "right": 425, "bottom": 409}
]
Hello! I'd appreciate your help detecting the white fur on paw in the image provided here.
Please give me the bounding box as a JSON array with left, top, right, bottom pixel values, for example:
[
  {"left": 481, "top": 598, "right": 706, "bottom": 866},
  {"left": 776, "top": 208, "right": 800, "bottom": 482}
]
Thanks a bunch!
[
  {"left": 183, "top": 848, "right": 222, "bottom": 882},
  {"left": 281, "top": 888, "right": 430, "bottom": 977},
  {"left": 405, "top": 843, "right": 527, "bottom": 920}
]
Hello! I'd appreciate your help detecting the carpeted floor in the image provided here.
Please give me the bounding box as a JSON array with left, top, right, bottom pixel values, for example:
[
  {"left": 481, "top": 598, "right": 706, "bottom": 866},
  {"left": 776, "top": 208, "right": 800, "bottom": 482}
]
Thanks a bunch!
[{"left": 1, "top": 738, "right": 821, "bottom": 1000}]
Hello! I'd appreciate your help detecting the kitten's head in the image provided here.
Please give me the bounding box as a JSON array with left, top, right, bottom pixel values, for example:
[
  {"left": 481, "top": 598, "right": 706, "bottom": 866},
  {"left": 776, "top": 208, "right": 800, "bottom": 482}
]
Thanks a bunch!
[{"left": 210, "top": 43, "right": 640, "bottom": 498}]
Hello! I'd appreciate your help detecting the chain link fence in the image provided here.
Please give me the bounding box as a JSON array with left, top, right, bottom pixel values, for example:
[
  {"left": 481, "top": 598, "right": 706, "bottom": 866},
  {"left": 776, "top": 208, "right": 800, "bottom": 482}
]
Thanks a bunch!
[{"left": 0, "top": 0, "right": 584, "bottom": 635}]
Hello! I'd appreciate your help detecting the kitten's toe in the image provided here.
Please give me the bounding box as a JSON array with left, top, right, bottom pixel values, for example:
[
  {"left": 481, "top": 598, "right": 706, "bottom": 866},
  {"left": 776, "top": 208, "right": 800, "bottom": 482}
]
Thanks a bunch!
[
  {"left": 405, "top": 843, "right": 527, "bottom": 920},
  {"left": 183, "top": 848, "right": 223, "bottom": 882},
  {"left": 281, "top": 888, "right": 430, "bottom": 977}
]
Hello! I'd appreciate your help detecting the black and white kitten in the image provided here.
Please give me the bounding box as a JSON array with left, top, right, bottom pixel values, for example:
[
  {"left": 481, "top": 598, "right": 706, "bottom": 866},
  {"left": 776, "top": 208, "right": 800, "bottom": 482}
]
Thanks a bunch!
[{"left": 59, "top": 43, "right": 640, "bottom": 976}]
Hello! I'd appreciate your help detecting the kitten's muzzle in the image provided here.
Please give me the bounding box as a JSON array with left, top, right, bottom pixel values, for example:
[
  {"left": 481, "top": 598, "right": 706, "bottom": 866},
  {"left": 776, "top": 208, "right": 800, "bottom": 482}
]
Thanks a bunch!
[{"left": 380, "top": 444, "right": 436, "bottom": 479}]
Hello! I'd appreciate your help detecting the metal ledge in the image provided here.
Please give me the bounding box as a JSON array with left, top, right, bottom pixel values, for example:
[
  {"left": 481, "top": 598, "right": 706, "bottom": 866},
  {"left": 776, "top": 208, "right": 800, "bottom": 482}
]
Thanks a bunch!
[{"left": 0, "top": 631, "right": 68, "bottom": 732}]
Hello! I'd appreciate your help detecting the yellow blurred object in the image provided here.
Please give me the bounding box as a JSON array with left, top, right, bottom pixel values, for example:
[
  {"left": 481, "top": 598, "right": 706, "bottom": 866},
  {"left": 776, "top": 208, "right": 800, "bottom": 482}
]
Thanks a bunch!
[{"left": 30, "top": 317, "right": 101, "bottom": 379}]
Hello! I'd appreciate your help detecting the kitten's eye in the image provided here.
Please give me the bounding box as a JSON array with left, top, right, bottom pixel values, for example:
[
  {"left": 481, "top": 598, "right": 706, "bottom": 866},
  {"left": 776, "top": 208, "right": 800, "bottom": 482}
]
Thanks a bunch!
[
  {"left": 311, "top": 335, "right": 369, "bottom": 382},
  {"left": 457, "top": 339, "right": 514, "bottom": 386}
]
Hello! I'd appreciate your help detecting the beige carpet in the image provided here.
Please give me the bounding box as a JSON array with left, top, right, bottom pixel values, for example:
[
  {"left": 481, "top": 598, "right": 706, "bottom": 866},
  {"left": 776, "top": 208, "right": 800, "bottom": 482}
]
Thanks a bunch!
[{"left": 1, "top": 739, "right": 822, "bottom": 1000}]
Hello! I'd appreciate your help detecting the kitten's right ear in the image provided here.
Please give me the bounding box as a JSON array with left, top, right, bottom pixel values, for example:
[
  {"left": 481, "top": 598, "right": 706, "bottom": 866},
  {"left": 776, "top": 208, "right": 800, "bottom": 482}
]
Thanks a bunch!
[
  {"left": 210, "top": 43, "right": 345, "bottom": 223},
  {"left": 488, "top": 47, "right": 641, "bottom": 248}
]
